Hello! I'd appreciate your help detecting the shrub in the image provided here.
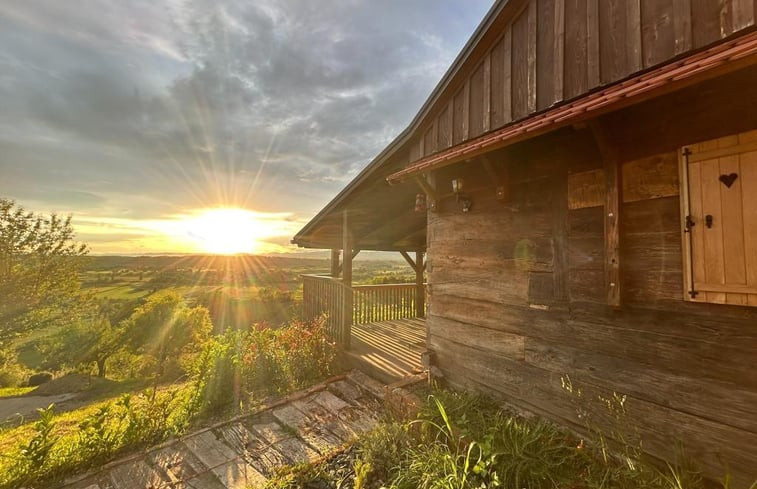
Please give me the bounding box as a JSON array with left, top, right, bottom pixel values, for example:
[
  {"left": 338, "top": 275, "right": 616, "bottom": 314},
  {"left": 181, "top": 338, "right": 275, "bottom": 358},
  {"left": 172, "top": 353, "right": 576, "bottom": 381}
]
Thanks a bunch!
[
  {"left": 0, "top": 348, "right": 28, "bottom": 388},
  {"left": 10, "top": 404, "right": 59, "bottom": 484},
  {"left": 27, "top": 372, "right": 53, "bottom": 386},
  {"left": 186, "top": 317, "right": 336, "bottom": 420}
]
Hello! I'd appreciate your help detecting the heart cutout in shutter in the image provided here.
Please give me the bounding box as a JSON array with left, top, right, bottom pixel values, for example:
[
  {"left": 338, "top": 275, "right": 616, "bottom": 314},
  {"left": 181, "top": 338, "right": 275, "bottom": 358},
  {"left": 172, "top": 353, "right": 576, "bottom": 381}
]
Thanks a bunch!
[{"left": 719, "top": 173, "right": 738, "bottom": 188}]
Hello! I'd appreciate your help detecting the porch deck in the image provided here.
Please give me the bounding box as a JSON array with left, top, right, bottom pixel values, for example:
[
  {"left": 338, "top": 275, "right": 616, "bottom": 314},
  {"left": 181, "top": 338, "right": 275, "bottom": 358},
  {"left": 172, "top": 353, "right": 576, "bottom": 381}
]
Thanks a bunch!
[{"left": 348, "top": 317, "right": 426, "bottom": 383}]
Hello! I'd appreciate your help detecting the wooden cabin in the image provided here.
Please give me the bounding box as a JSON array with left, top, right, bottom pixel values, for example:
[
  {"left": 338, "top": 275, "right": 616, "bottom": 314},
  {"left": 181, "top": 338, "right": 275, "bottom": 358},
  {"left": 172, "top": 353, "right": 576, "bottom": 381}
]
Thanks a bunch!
[{"left": 293, "top": 0, "right": 757, "bottom": 483}]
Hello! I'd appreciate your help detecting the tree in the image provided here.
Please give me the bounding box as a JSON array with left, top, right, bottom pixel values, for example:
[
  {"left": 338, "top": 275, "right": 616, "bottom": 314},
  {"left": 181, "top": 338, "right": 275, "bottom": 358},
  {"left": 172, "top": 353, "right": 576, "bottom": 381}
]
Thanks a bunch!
[
  {"left": 41, "top": 317, "right": 119, "bottom": 377},
  {"left": 0, "top": 199, "right": 88, "bottom": 342},
  {"left": 121, "top": 291, "right": 212, "bottom": 377}
]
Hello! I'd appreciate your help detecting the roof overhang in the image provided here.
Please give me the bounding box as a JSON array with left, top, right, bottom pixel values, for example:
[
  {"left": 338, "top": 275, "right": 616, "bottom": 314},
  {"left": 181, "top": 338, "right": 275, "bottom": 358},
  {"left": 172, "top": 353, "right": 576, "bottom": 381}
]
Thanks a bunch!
[
  {"left": 387, "top": 29, "right": 757, "bottom": 184},
  {"left": 292, "top": 0, "right": 518, "bottom": 250}
]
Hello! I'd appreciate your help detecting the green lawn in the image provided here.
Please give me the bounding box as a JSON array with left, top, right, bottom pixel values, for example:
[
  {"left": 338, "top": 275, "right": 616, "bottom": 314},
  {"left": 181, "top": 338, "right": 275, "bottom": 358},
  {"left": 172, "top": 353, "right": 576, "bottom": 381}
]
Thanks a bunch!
[
  {"left": 88, "top": 284, "right": 152, "bottom": 300},
  {"left": 0, "top": 387, "right": 36, "bottom": 398}
]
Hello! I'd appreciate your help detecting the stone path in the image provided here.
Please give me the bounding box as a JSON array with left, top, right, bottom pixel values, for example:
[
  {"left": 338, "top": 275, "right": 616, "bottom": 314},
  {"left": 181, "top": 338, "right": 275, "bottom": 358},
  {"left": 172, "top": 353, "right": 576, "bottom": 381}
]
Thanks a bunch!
[{"left": 59, "top": 371, "right": 388, "bottom": 489}]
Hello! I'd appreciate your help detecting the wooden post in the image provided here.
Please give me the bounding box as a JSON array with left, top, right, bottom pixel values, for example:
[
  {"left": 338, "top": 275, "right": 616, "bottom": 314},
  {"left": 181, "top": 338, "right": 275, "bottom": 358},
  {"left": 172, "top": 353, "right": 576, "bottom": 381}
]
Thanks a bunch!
[
  {"left": 590, "top": 123, "right": 622, "bottom": 307},
  {"left": 342, "top": 210, "right": 353, "bottom": 348},
  {"left": 604, "top": 156, "right": 621, "bottom": 307},
  {"left": 330, "top": 249, "right": 340, "bottom": 277},
  {"left": 415, "top": 251, "right": 425, "bottom": 318}
]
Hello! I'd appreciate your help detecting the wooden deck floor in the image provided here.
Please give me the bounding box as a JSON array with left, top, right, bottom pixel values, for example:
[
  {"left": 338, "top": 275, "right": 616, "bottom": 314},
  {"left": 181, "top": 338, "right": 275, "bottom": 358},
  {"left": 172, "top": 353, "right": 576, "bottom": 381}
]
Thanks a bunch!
[{"left": 348, "top": 317, "right": 426, "bottom": 382}]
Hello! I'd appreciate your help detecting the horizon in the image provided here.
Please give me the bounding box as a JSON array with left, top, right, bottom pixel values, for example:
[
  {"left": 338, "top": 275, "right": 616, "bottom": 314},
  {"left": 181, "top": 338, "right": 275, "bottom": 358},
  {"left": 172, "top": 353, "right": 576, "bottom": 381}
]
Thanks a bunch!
[{"left": 0, "top": 1, "right": 494, "bottom": 254}]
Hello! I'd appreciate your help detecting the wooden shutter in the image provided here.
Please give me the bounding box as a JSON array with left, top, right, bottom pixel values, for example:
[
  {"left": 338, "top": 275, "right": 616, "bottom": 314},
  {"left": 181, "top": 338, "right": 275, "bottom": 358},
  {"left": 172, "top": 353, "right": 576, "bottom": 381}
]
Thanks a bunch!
[{"left": 681, "top": 129, "right": 757, "bottom": 306}]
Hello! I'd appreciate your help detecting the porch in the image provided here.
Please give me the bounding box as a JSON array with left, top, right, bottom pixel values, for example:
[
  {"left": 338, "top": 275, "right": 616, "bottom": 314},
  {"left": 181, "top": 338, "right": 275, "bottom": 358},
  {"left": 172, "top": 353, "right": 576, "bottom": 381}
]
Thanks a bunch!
[{"left": 302, "top": 274, "right": 427, "bottom": 382}]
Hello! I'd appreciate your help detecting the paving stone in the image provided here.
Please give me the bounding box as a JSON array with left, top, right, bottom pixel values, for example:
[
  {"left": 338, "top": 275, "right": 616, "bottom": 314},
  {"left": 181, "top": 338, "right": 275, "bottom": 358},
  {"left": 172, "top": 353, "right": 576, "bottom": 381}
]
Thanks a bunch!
[
  {"left": 58, "top": 375, "right": 386, "bottom": 489},
  {"left": 328, "top": 380, "right": 363, "bottom": 403},
  {"left": 182, "top": 431, "right": 266, "bottom": 489},
  {"left": 108, "top": 459, "right": 168, "bottom": 489},
  {"left": 293, "top": 394, "right": 354, "bottom": 441},
  {"left": 249, "top": 419, "right": 321, "bottom": 464},
  {"left": 149, "top": 444, "right": 224, "bottom": 488},
  {"left": 272, "top": 403, "right": 344, "bottom": 453},
  {"left": 347, "top": 371, "right": 386, "bottom": 399}
]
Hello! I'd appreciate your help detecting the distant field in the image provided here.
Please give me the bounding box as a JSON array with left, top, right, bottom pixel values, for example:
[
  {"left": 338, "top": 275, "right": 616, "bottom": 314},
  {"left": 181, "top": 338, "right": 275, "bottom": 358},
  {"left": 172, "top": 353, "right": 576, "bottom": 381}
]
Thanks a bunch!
[
  {"left": 88, "top": 284, "right": 152, "bottom": 300},
  {"left": 11, "top": 254, "right": 414, "bottom": 371}
]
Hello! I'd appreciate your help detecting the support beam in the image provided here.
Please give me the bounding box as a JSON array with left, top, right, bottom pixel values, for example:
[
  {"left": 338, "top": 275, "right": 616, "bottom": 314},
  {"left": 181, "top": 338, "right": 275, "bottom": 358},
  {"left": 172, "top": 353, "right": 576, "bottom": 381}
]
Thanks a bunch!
[
  {"left": 590, "top": 123, "right": 622, "bottom": 307},
  {"left": 330, "top": 249, "right": 340, "bottom": 277},
  {"left": 336, "top": 249, "right": 360, "bottom": 276},
  {"left": 415, "top": 251, "right": 425, "bottom": 318},
  {"left": 341, "top": 210, "right": 353, "bottom": 348},
  {"left": 399, "top": 250, "right": 419, "bottom": 272},
  {"left": 414, "top": 175, "right": 437, "bottom": 211}
]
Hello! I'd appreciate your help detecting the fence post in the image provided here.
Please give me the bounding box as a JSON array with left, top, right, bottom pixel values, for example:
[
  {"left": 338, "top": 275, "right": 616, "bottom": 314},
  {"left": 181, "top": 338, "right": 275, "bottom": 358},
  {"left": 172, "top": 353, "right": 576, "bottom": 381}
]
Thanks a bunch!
[
  {"left": 342, "top": 210, "right": 353, "bottom": 349},
  {"left": 415, "top": 251, "right": 425, "bottom": 318}
]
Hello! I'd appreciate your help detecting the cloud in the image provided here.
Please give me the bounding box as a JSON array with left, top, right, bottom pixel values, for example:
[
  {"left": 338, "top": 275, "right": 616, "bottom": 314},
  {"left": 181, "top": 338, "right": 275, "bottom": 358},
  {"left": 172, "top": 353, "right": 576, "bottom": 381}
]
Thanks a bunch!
[{"left": 0, "top": 0, "right": 494, "bottom": 251}]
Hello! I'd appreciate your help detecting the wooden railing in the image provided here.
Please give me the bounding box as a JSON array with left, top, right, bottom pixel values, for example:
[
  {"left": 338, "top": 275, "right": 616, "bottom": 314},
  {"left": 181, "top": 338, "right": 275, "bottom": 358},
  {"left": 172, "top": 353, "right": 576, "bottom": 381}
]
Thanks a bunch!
[
  {"left": 302, "top": 274, "right": 347, "bottom": 343},
  {"left": 352, "top": 283, "right": 419, "bottom": 324},
  {"left": 302, "top": 274, "right": 424, "bottom": 344}
]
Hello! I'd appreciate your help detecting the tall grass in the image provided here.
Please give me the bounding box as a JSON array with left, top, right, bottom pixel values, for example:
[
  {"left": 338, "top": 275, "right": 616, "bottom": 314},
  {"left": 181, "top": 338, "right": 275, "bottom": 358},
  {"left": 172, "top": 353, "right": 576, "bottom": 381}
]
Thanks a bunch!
[{"left": 266, "top": 389, "right": 716, "bottom": 489}]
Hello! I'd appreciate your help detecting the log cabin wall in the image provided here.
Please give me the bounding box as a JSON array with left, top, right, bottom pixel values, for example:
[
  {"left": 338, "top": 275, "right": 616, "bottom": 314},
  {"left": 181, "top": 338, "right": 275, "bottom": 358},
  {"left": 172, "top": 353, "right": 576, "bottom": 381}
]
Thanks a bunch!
[
  {"left": 425, "top": 68, "right": 757, "bottom": 483},
  {"left": 406, "top": 0, "right": 757, "bottom": 164}
]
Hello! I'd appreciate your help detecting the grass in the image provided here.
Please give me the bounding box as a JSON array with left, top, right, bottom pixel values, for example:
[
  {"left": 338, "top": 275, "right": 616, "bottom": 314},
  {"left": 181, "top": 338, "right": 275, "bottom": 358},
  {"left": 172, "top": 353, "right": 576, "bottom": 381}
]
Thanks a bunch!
[
  {"left": 0, "top": 387, "right": 36, "bottom": 398},
  {"left": 88, "top": 284, "right": 152, "bottom": 300},
  {"left": 264, "top": 389, "right": 713, "bottom": 489},
  {"left": 0, "top": 317, "right": 337, "bottom": 489},
  {"left": 0, "top": 382, "right": 193, "bottom": 488}
]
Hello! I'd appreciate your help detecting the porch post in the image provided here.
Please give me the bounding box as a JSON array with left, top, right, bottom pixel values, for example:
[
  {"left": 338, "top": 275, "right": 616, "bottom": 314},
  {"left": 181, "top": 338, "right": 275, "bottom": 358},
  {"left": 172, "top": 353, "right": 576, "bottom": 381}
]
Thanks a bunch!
[
  {"left": 330, "top": 249, "right": 340, "bottom": 277},
  {"left": 341, "top": 210, "right": 353, "bottom": 348},
  {"left": 415, "top": 251, "right": 425, "bottom": 318}
]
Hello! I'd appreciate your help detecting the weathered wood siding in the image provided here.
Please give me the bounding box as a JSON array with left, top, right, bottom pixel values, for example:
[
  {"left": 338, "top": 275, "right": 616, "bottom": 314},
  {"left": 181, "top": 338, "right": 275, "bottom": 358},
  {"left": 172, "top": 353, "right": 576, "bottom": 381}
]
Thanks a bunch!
[
  {"left": 425, "top": 69, "right": 757, "bottom": 483},
  {"left": 407, "top": 0, "right": 756, "bottom": 163}
]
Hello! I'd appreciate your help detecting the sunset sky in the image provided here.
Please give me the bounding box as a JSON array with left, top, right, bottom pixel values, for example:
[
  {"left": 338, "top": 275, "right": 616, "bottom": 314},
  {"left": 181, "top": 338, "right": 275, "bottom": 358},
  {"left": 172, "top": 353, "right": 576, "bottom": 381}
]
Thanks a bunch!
[{"left": 0, "top": 0, "right": 494, "bottom": 254}]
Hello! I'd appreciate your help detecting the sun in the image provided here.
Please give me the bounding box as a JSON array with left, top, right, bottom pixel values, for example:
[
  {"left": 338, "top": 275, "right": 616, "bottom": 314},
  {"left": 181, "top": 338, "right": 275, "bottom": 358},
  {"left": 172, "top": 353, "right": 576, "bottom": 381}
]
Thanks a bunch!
[{"left": 181, "top": 208, "right": 271, "bottom": 255}]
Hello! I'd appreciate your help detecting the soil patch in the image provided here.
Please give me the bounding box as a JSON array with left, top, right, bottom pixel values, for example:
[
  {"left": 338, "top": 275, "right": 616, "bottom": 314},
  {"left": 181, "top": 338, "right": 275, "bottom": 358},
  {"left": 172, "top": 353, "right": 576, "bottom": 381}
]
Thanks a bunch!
[{"left": 33, "top": 373, "right": 116, "bottom": 396}]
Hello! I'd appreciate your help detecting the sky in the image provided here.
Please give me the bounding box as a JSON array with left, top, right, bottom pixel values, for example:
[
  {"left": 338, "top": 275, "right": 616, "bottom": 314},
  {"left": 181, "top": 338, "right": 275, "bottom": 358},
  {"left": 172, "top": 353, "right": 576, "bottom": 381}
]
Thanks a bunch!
[{"left": 0, "top": 0, "right": 494, "bottom": 254}]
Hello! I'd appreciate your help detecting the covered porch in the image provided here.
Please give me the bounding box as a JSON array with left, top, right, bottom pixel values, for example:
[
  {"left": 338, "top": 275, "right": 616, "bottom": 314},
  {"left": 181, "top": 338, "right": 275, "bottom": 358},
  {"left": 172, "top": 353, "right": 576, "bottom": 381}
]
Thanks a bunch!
[
  {"left": 301, "top": 268, "right": 427, "bottom": 382},
  {"left": 293, "top": 134, "right": 430, "bottom": 380}
]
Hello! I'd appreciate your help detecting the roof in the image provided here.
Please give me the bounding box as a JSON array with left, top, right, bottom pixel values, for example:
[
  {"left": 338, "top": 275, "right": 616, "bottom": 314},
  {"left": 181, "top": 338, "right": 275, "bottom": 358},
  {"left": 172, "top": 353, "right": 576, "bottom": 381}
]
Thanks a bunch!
[
  {"left": 387, "top": 29, "right": 757, "bottom": 183},
  {"left": 293, "top": 2, "right": 757, "bottom": 251},
  {"left": 291, "top": 0, "right": 513, "bottom": 250}
]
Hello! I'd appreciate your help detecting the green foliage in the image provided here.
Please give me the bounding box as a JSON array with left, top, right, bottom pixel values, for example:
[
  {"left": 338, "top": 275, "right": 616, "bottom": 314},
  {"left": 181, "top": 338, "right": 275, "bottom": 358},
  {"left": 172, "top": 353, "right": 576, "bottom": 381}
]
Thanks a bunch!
[
  {"left": 121, "top": 290, "right": 212, "bottom": 377},
  {"left": 366, "top": 272, "right": 415, "bottom": 285},
  {"left": 11, "top": 404, "right": 59, "bottom": 483},
  {"left": 0, "top": 347, "right": 29, "bottom": 387},
  {"left": 187, "top": 318, "right": 337, "bottom": 419},
  {"left": 0, "top": 198, "right": 89, "bottom": 343},
  {"left": 357, "top": 422, "right": 414, "bottom": 484},
  {"left": 0, "top": 386, "right": 191, "bottom": 489},
  {"left": 353, "top": 458, "right": 371, "bottom": 489},
  {"left": 273, "top": 389, "right": 714, "bottom": 489},
  {"left": 40, "top": 317, "right": 119, "bottom": 377},
  {"left": 0, "top": 386, "right": 36, "bottom": 397}
]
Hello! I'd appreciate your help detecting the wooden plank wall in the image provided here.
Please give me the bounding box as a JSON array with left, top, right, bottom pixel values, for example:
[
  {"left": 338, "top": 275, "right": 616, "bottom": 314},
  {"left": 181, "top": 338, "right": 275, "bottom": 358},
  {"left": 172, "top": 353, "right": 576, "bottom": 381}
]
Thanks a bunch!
[
  {"left": 425, "top": 69, "right": 757, "bottom": 484},
  {"left": 407, "top": 0, "right": 756, "bottom": 164}
]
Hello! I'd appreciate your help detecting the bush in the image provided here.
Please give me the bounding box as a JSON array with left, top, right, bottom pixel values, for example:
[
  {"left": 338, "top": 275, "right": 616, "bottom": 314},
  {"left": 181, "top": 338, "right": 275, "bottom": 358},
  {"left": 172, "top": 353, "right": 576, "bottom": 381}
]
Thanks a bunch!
[
  {"left": 27, "top": 372, "right": 53, "bottom": 386},
  {"left": 187, "top": 317, "right": 337, "bottom": 420},
  {"left": 0, "top": 348, "right": 29, "bottom": 388}
]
